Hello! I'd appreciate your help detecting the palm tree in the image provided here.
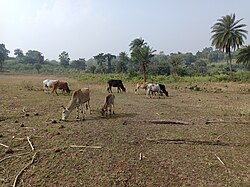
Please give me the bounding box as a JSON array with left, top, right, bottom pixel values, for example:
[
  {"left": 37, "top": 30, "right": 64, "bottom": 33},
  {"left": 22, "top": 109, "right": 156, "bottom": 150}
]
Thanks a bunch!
[
  {"left": 129, "top": 37, "right": 147, "bottom": 51},
  {"left": 210, "top": 13, "right": 247, "bottom": 80},
  {"left": 236, "top": 45, "right": 250, "bottom": 69},
  {"left": 131, "top": 45, "right": 156, "bottom": 82}
]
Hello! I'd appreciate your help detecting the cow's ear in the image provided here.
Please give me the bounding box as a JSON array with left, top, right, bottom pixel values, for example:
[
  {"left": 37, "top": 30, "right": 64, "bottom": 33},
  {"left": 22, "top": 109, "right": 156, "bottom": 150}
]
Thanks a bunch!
[{"left": 61, "top": 105, "right": 66, "bottom": 110}]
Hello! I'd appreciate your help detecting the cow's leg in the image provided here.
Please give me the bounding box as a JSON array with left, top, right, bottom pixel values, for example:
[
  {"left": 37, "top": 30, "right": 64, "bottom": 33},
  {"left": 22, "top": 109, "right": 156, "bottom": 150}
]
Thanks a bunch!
[
  {"left": 80, "top": 105, "right": 85, "bottom": 120},
  {"left": 87, "top": 100, "right": 91, "bottom": 115},
  {"left": 112, "top": 104, "right": 115, "bottom": 114},
  {"left": 76, "top": 107, "right": 80, "bottom": 119},
  {"left": 51, "top": 87, "right": 58, "bottom": 96},
  {"left": 108, "top": 107, "right": 112, "bottom": 117}
]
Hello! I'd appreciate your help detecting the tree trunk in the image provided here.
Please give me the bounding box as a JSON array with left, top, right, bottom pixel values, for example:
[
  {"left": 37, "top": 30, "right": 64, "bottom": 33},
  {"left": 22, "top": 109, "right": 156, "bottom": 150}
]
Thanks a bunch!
[
  {"left": 142, "top": 62, "right": 147, "bottom": 82},
  {"left": 228, "top": 50, "right": 233, "bottom": 80}
]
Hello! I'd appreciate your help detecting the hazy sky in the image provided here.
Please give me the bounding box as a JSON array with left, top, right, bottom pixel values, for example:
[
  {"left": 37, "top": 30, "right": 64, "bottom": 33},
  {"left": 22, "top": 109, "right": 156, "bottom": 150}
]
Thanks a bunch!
[{"left": 1, "top": 0, "right": 250, "bottom": 60}]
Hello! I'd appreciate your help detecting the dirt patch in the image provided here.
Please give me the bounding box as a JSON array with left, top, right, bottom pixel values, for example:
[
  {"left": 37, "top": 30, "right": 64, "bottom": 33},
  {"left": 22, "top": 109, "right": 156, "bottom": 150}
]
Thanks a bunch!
[{"left": 0, "top": 74, "right": 250, "bottom": 186}]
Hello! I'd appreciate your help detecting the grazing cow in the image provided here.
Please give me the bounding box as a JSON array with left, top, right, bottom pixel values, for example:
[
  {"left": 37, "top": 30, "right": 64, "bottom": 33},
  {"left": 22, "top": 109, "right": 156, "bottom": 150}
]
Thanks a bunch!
[
  {"left": 43, "top": 79, "right": 58, "bottom": 93},
  {"left": 62, "top": 88, "right": 91, "bottom": 120},
  {"left": 107, "top": 79, "right": 126, "bottom": 93},
  {"left": 51, "top": 81, "right": 70, "bottom": 95},
  {"left": 146, "top": 83, "right": 169, "bottom": 98},
  {"left": 135, "top": 82, "right": 148, "bottom": 94},
  {"left": 101, "top": 93, "right": 115, "bottom": 117}
]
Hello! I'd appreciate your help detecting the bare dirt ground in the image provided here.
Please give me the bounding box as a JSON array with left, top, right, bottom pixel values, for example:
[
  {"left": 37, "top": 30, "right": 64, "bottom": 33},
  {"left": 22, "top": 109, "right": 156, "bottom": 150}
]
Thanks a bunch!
[{"left": 0, "top": 74, "right": 250, "bottom": 187}]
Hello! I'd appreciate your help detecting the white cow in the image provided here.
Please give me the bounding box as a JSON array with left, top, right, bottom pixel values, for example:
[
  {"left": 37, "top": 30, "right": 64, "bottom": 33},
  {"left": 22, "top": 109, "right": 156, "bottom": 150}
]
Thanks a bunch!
[
  {"left": 43, "top": 79, "right": 58, "bottom": 93},
  {"left": 146, "top": 83, "right": 169, "bottom": 98}
]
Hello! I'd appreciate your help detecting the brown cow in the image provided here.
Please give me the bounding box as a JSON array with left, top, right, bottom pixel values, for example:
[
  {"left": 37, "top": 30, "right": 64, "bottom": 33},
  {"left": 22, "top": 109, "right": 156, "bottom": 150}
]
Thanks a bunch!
[
  {"left": 51, "top": 81, "right": 70, "bottom": 95},
  {"left": 135, "top": 82, "right": 148, "bottom": 94},
  {"left": 62, "top": 88, "right": 91, "bottom": 120},
  {"left": 101, "top": 93, "right": 115, "bottom": 117}
]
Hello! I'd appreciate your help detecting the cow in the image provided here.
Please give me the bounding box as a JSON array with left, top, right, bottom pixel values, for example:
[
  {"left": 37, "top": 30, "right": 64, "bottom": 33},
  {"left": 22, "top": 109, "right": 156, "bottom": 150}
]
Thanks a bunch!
[
  {"left": 107, "top": 79, "right": 126, "bottom": 93},
  {"left": 135, "top": 82, "right": 148, "bottom": 94},
  {"left": 101, "top": 93, "right": 115, "bottom": 117},
  {"left": 146, "top": 83, "right": 169, "bottom": 98},
  {"left": 61, "top": 88, "right": 91, "bottom": 121},
  {"left": 51, "top": 81, "right": 70, "bottom": 95},
  {"left": 43, "top": 79, "right": 58, "bottom": 93}
]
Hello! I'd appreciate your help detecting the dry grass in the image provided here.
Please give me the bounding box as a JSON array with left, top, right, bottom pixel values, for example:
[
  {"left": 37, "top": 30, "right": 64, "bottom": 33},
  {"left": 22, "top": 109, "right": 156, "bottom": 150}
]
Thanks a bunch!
[{"left": 0, "top": 74, "right": 250, "bottom": 187}]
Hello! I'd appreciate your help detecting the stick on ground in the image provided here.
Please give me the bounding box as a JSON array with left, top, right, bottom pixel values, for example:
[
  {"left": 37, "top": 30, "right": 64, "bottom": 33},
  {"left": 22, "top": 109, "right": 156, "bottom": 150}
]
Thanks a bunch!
[
  {"left": 12, "top": 152, "right": 38, "bottom": 187},
  {"left": 0, "top": 143, "right": 9, "bottom": 148},
  {"left": 27, "top": 136, "right": 34, "bottom": 151}
]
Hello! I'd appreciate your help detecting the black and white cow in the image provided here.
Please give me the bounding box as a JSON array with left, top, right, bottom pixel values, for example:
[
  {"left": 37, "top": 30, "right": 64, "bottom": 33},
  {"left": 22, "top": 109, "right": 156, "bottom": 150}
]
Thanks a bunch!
[
  {"left": 146, "top": 83, "right": 168, "bottom": 98},
  {"left": 107, "top": 79, "right": 126, "bottom": 93}
]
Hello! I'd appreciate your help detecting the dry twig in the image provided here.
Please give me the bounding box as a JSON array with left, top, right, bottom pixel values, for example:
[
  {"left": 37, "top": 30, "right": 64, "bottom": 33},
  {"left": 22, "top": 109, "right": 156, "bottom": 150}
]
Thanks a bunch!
[
  {"left": 0, "top": 143, "right": 9, "bottom": 148},
  {"left": 215, "top": 154, "right": 225, "bottom": 166},
  {"left": 27, "top": 136, "right": 34, "bottom": 151},
  {"left": 12, "top": 152, "right": 38, "bottom": 187}
]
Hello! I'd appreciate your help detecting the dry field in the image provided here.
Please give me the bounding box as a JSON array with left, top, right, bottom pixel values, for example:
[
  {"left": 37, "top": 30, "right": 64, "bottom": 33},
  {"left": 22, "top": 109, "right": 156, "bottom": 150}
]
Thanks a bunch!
[{"left": 0, "top": 74, "right": 250, "bottom": 187}]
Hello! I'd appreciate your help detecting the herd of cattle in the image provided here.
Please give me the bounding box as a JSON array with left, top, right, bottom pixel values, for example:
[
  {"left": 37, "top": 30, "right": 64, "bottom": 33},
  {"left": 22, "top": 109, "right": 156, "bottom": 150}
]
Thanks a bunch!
[{"left": 42, "top": 79, "right": 169, "bottom": 121}]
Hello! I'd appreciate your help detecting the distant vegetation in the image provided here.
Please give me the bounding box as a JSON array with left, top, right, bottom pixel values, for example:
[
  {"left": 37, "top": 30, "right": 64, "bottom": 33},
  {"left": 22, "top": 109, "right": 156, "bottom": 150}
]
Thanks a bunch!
[{"left": 1, "top": 13, "right": 249, "bottom": 82}]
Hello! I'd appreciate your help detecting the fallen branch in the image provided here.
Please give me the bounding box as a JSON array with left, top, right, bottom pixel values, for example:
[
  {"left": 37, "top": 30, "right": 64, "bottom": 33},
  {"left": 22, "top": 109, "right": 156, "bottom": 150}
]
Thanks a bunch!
[
  {"left": 70, "top": 145, "right": 102, "bottom": 149},
  {"left": 0, "top": 143, "right": 9, "bottom": 148},
  {"left": 215, "top": 154, "right": 225, "bottom": 166},
  {"left": 146, "top": 137, "right": 244, "bottom": 147},
  {"left": 27, "top": 136, "right": 34, "bottom": 151},
  {"left": 12, "top": 152, "right": 38, "bottom": 187},
  {"left": 124, "top": 119, "right": 193, "bottom": 125},
  {"left": 205, "top": 120, "right": 250, "bottom": 125}
]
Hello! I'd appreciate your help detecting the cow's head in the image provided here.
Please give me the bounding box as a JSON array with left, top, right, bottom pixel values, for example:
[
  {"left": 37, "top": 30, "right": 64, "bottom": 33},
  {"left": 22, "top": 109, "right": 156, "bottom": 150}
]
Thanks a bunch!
[
  {"left": 61, "top": 106, "right": 70, "bottom": 120},
  {"left": 121, "top": 87, "right": 126, "bottom": 92},
  {"left": 101, "top": 108, "right": 106, "bottom": 116}
]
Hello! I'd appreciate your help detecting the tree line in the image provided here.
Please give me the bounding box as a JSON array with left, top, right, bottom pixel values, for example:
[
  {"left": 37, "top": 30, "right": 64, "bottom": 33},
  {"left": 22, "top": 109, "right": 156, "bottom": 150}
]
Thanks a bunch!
[{"left": 1, "top": 13, "right": 249, "bottom": 81}]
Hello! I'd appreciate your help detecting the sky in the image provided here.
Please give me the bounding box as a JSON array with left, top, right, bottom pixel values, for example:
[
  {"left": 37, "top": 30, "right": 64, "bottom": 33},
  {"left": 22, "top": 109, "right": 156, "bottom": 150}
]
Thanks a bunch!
[{"left": 1, "top": 0, "right": 250, "bottom": 60}]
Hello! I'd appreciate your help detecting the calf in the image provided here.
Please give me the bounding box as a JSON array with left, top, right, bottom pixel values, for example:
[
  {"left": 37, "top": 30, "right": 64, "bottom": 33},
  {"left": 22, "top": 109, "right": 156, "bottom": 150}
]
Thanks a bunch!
[
  {"left": 147, "top": 83, "right": 169, "bottom": 98},
  {"left": 101, "top": 93, "right": 115, "bottom": 117},
  {"left": 62, "top": 88, "right": 91, "bottom": 120},
  {"left": 52, "top": 81, "right": 70, "bottom": 95},
  {"left": 107, "top": 79, "right": 126, "bottom": 93}
]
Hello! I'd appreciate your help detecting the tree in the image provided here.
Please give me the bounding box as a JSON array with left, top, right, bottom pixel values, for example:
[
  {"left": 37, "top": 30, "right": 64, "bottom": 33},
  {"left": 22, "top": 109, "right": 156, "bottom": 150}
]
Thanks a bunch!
[
  {"left": 211, "top": 13, "right": 247, "bottom": 79},
  {"left": 70, "top": 58, "right": 86, "bottom": 70},
  {"left": 59, "top": 51, "right": 70, "bottom": 68},
  {"left": 94, "top": 53, "right": 106, "bottom": 73},
  {"left": 104, "top": 53, "right": 116, "bottom": 73},
  {"left": 0, "top": 44, "right": 10, "bottom": 71},
  {"left": 34, "top": 63, "right": 42, "bottom": 73},
  {"left": 14, "top": 49, "right": 24, "bottom": 58},
  {"left": 168, "top": 54, "right": 183, "bottom": 76},
  {"left": 116, "top": 52, "right": 129, "bottom": 73},
  {"left": 130, "top": 38, "right": 156, "bottom": 81},
  {"left": 236, "top": 45, "right": 250, "bottom": 69},
  {"left": 25, "top": 50, "right": 44, "bottom": 65},
  {"left": 129, "top": 37, "right": 147, "bottom": 51}
]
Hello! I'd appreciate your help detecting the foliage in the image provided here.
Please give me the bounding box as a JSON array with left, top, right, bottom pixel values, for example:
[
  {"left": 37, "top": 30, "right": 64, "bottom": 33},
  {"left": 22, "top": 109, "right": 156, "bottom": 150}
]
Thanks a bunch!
[
  {"left": 236, "top": 45, "right": 250, "bottom": 69},
  {"left": 70, "top": 58, "right": 86, "bottom": 70},
  {"left": 130, "top": 38, "right": 156, "bottom": 82},
  {"left": 0, "top": 44, "right": 10, "bottom": 71},
  {"left": 59, "top": 51, "right": 70, "bottom": 68},
  {"left": 211, "top": 13, "right": 248, "bottom": 79}
]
